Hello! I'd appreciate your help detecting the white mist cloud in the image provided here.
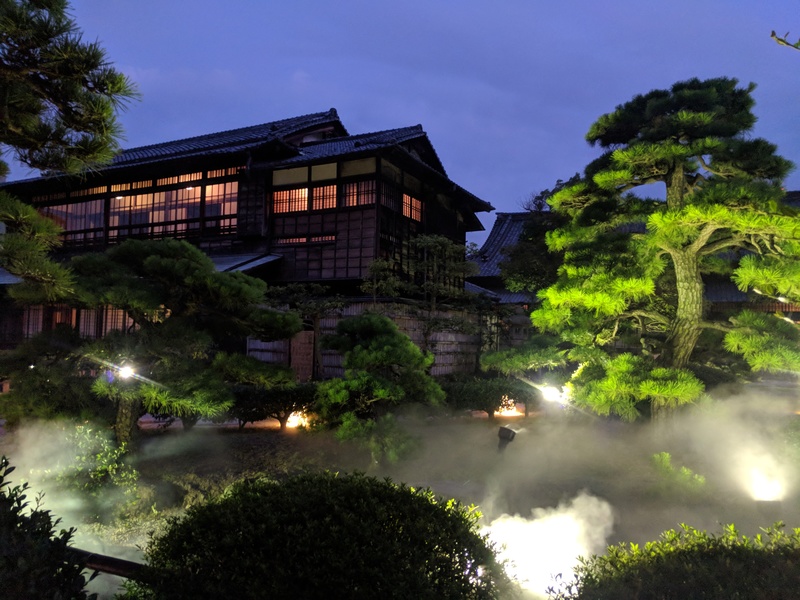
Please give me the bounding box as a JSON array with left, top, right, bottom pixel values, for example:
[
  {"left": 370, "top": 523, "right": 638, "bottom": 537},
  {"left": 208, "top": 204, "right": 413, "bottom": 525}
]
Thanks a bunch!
[{"left": 484, "top": 491, "right": 614, "bottom": 599}]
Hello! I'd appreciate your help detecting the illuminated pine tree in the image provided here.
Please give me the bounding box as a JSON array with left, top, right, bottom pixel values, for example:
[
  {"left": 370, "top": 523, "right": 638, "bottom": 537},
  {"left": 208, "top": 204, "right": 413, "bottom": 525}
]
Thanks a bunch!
[{"left": 531, "top": 77, "right": 798, "bottom": 419}]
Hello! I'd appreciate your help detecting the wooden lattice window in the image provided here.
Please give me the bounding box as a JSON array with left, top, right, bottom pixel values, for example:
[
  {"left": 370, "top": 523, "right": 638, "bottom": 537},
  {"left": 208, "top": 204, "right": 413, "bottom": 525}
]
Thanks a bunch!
[
  {"left": 311, "top": 185, "right": 337, "bottom": 210},
  {"left": 402, "top": 194, "right": 422, "bottom": 221},
  {"left": 273, "top": 188, "right": 309, "bottom": 213},
  {"left": 343, "top": 181, "right": 376, "bottom": 207}
]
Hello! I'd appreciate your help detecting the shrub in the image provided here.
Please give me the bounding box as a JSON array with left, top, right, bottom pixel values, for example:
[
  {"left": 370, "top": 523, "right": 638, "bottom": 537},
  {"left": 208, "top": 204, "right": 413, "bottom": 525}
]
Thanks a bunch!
[
  {"left": 228, "top": 382, "right": 316, "bottom": 430},
  {"left": 650, "top": 451, "right": 707, "bottom": 500},
  {"left": 0, "top": 456, "right": 96, "bottom": 599},
  {"left": 125, "top": 471, "right": 509, "bottom": 599},
  {"left": 440, "top": 374, "right": 539, "bottom": 419},
  {"left": 549, "top": 522, "right": 800, "bottom": 600},
  {"left": 52, "top": 425, "right": 141, "bottom": 522}
]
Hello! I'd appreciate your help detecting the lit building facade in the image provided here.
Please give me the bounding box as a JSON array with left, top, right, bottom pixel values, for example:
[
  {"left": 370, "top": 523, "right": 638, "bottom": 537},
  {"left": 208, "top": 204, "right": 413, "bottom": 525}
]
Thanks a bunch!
[{"left": 0, "top": 109, "right": 493, "bottom": 361}]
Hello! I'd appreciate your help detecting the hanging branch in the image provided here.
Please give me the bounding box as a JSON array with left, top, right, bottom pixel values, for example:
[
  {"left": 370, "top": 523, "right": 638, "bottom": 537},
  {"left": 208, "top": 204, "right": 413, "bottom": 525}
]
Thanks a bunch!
[{"left": 771, "top": 31, "right": 800, "bottom": 51}]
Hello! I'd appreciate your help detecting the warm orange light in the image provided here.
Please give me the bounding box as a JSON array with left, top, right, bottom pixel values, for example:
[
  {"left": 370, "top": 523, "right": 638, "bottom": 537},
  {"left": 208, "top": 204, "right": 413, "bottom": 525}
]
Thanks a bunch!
[
  {"left": 286, "top": 412, "right": 309, "bottom": 428},
  {"left": 496, "top": 395, "right": 525, "bottom": 417}
]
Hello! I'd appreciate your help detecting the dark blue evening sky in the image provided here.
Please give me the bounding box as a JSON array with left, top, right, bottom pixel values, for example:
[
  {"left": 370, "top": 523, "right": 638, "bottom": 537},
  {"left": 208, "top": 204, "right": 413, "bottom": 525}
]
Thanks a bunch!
[{"left": 10, "top": 1, "right": 800, "bottom": 244}]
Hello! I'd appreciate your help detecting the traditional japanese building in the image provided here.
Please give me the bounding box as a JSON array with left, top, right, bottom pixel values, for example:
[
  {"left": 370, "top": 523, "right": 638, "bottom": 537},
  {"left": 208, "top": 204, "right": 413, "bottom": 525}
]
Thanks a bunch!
[{"left": 0, "top": 109, "right": 494, "bottom": 374}]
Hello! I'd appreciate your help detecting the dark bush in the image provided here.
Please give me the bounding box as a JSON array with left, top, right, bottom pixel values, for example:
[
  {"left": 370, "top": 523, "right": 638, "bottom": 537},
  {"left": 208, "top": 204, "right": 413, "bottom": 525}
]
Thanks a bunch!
[
  {"left": 441, "top": 374, "right": 539, "bottom": 419},
  {"left": 549, "top": 522, "right": 800, "bottom": 600},
  {"left": 0, "top": 456, "right": 96, "bottom": 599},
  {"left": 228, "top": 382, "right": 316, "bottom": 430},
  {"left": 125, "top": 471, "right": 509, "bottom": 599}
]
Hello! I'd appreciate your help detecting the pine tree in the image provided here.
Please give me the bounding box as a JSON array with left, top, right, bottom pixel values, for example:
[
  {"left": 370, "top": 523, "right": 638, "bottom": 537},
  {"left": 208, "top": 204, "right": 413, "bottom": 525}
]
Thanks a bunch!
[
  {"left": 70, "top": 239, "right": 303, "bottom": 444},
  {"left": 0, "top": 0, "right": 137, "bottom": 300},
  {"left": 0, "top": 0, "right": 137, "bottom": 177},
  {"left": 531, "top": 77, "right": 797, "bottom": 419}
]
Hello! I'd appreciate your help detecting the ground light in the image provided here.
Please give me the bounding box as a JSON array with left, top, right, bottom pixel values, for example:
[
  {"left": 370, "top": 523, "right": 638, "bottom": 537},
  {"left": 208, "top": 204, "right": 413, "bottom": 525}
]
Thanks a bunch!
[
  {"left": 286, "top": 412, "right": 309, "bottom": 428},
  {"left": 497, "top": 425, "right": 516, "bottom": 452},
  {"left": 540, "top": 385, "right": 568, "bottom": 405}
]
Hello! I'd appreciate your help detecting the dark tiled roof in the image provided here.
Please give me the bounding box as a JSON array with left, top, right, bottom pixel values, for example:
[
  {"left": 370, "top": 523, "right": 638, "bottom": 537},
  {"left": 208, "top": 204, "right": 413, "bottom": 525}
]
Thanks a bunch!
[
  {"left": 472, "top": 212, "right": 530, "bottom": 277},
  {"left": 783, "top": 190, "right": 800, "bottom": 207},
  {"left": 112, "top": 109, "right": 342, "bottom": 168},
  {"left": 272, "top": 125, "right": 426, "bottom": 166},
  {"left": 465, "top": 281, "right": 499, "bottom": 300}
]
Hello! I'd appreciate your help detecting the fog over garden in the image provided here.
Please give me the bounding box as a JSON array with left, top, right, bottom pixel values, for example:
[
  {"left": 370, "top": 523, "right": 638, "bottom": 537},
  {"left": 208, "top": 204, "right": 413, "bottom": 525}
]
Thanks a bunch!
[{"left": 4, "top": 2, "right": 800, "bottom": 599}]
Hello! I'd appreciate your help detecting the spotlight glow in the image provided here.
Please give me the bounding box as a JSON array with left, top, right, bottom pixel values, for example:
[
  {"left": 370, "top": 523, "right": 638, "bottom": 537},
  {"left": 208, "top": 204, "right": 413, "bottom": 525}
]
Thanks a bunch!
[
  {"left": 118, "top": 366, "right": 134, "bottom": 379},
  {"left": 750, "top": 467, "right": 785, "bottom": 501},
  {"left": 541, "top": 386, "right": 566, "bottom": 405},
  {"left": 286, "top": 412, "right": 309, "bottom": 428},
  {"left": 484, "top": 493, "right": 614, "bottom": 598}
]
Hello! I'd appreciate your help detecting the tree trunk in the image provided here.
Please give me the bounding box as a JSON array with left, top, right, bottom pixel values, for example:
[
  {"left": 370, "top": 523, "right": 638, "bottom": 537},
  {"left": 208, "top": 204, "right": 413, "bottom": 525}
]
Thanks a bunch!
[
  {"left": 665, "top": 166, "right": 686, "bottom": 210},
  {"left": 666, "top": 249, "right": 704, "bottom": 369},
  {"left": 114, "top": 397, "right": 141, "bottom": 446}
]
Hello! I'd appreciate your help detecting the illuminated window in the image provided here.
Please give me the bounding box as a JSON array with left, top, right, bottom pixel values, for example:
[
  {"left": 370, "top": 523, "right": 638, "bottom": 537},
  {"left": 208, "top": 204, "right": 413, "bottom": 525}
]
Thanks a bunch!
[
  {"left": 309, "top": 235, "right": 336, "bottom": 242},
  {"left": 205, "top": 181, "right": 238, "bottom": 233},
  {"left": 40, "top": 199, "right": 104, "bottom": 243},
  {"left": 311, "top": 185, "right": 337, "bottom": 210},
  {"left": 343, "top": 181, "right": 376, "bottom": 207},
  {"left": 402, "top": 194, "right": 422, "bottom": 221},
  {"left": 276, "top": 237, "right": 308, "bottom": 244},
  {"left": 273, "top": 188, "right": 308, "bottom": 213}
]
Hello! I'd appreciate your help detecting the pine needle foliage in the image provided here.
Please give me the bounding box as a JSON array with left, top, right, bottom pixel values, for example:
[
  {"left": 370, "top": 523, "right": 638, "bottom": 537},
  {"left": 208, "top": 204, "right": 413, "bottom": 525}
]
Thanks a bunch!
[{"left": 529, "top": 77, "right": 799, "bottom": 418}]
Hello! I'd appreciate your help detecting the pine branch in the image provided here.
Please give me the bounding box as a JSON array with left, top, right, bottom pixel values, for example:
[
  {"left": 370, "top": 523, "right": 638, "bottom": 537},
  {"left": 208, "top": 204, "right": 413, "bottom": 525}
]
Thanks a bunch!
[
  {"left": 699, "top": 320, "right": 734, "bottom": 333},
  {"left": 619, "top": 309, "right": 671, "bottom": 327},
  {"left": 771, "top": 30, "right": 800, "bottom": 51},
  {"left": 696, "top": 233, "right": 745, "bottom": 256}
]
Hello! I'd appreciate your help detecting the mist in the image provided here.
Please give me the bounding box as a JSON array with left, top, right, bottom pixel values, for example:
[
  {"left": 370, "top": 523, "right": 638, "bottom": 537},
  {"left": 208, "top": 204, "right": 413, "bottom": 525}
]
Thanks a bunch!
[
  {"left": 387, "top": 385, "right": 800, "bottom": 596},
  {"left": 1, "top": 383, "right": 798, "bottom": 598}
]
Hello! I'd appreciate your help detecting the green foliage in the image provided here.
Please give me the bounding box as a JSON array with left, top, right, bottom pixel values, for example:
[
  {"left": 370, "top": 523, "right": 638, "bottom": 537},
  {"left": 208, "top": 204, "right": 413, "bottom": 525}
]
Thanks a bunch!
[
  {"left": 72, "top": 239, "right": 301, "bottom": 342},
  {"left": 724, "top": 310, "right": 800, "bottom": 373},
  {"left": 408, "top": 234, "right": 479, "bottom": 310},
  {"left": 317, "top": 314, "right": 444, "bottom": 463},
  {"left": 336, "top": 413, "right": 420, "bottom": 464},
  {"left": 568, "top": 354, "right": 704, "bottom": 421},
  {"left": 0, "top": 191, "right": 75, "bottom": 302},
  {"left": 772, "top": 30, "right": 800, "bottom": 51},
  {"left": 320, "top": 313, "right": 445, "bottom": 412},
  {"left": 0, "top": 0, "right": 135, "bottom": 297},
  {"left": 125, "top": 472, "right": 508, "bottom": 600},
  {"left": 68, "top": 239, "right": 302, "bottom": 442},
  {"left": 0, "top": 325, "right": 101, "bottom": 425},
  {"left": 500, "top": 177, "right": 577, "bottom": 294},
  {"left": 56, "top": 425, "right": 139, "bottom": 501},
  {"left": 528, "top": 77, "right": 797, "bottom": 419},
  {"left": 0, "top": 456, "right": 96, "bottom": 599},
  {"left": 549, "top": 522, "right": 800, "bottom": 600},
  {"left": 360, "top": 257, "right": 404, "bottom": 301},
  {"left": 481, "top": 334, "right": 568, "bottom": 376},
  {"left": 228, "top": 382, "right": 317, "bottom": 430},
  {"left": 650, "top": 451, "right": 707, "bottom": 500},
  {"left": 0, "top": 0, "right": 138, "bottom": 176}
]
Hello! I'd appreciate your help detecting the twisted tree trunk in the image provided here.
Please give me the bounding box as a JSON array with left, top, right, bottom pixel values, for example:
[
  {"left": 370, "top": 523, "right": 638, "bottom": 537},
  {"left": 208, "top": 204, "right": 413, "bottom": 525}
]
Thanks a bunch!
[{"left": 667, "top": 250, "right": 704, "bottom": 370}]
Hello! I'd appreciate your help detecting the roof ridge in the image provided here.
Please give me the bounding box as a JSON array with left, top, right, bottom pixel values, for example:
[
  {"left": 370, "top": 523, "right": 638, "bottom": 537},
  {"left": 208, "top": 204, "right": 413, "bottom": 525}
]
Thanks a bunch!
[
  {"left": 340, "top": 123, "right": 424, "bottom": 141},
  {"left": 116, "top": 109, "right": 339, "bottom": 155}
]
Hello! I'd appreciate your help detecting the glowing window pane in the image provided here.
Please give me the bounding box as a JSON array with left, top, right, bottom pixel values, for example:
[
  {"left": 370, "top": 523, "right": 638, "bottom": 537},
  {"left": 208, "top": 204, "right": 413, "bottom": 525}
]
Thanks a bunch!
[
  {"left": 273, "top": 188, "right": 308, "bottom": 213},
  {"left": 402, "top": 194, "right": 422, "bottom": 221},
  {"left": 312, "top": 185, "right": 337, "bottom": 210}
]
